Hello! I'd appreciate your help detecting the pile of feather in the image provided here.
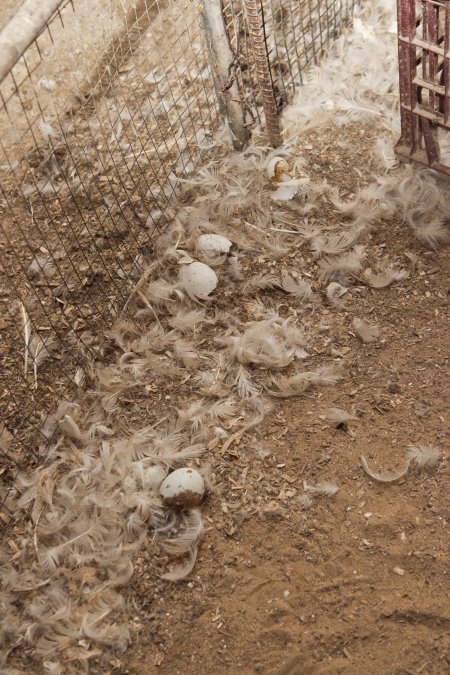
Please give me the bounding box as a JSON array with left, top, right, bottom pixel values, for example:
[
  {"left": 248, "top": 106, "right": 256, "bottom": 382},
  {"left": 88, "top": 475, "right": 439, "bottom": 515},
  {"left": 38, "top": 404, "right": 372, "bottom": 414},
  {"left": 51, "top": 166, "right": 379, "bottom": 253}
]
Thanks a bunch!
[{"left": 0, "top": 0, "right": 447, "bottom": 670}]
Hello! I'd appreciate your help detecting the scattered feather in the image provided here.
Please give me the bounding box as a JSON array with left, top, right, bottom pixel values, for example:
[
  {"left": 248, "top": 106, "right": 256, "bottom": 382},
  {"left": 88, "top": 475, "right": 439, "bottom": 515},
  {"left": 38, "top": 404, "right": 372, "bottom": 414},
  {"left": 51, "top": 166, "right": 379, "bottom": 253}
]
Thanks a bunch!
[
  {"left": 234, "top": 365, "right": 261, "bottom": 399},
  {"left": 160, "top": 548, "right": 198, "bottom": 582},
  {"left": 352, "top": 317, "right": 380, "bottom": 343},
  {"left": 19, "top": 302, "right": 31, "bottom": 377},
  {"left": 29, "top": 335, "right": 55, "bottom": 389},
  {"left": 221, "top": 323, "right": 292, "bottom": 368},
  {"left": 363, "top": 266, "right": 408, "bottom": 288},
  {"left": 303, "top": 480, "right": 339, "bottom": 496},
  {"left": 244, "top": 272, "right": 280, "bottom": 294},
  {"left": 319, "top": 249, "right": 365, "bottom": 282},
  {"left": 28, "top": 256, "right": 56, "bottom": 280},
  {"left": 229, "top": 255, "right": 244, "bottom": 280},
  {"left": 280, "top": 271, "right": 313, "bottom": 299},
  {"left": 414, "top": 220, "right": 450, "bottom": 249},
  {"left": 271, "top": 182, "right": 299, "bottom": 201},
  {"left": 407, "top": 444, "right": 441, "bottom": 468},
  {"left": 326, "top": 281, "right": 348, "bottom": 307},
  {"left": 361, "top": 455, "right": 411, "bottom": 483},
  {"left": 268, "top": 365, "right": 342, "bottom": 398},
  {"left": 160, "top": 509, "right": 203, "bottom": 556},
  {"left": 168, "top": 308, "right": 206, "bottom": 333},
  {"left": 311, "top": 230, "right": 363, "bottom": 257}
]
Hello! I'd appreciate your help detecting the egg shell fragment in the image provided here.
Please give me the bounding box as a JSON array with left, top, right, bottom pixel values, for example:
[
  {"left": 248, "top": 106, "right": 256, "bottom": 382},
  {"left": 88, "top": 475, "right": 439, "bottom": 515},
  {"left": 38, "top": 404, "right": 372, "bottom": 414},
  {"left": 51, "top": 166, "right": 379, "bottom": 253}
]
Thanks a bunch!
[
  {"left": 159, "top": 467, "right": 205, "bottom": 509},
  {"left": 266, "top": 156, "right": 290, "bottom": 182}
]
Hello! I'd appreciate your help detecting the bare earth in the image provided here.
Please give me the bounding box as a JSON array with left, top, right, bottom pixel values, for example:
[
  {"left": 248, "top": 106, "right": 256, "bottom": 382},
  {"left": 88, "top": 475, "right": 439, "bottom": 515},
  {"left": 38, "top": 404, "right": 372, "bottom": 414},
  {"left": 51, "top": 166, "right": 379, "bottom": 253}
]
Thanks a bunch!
[
  {"left": 120, "top": 132, "right": 450, "bottom": 674},
  {"left": 1, "top": 3, "right": 449, "bottom": 675}
]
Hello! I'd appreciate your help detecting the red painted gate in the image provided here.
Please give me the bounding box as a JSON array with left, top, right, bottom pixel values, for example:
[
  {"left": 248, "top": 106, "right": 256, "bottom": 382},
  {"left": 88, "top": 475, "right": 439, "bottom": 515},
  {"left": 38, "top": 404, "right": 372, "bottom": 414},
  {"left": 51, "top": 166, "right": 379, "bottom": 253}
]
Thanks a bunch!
[{"left": 396, "top": 0, "right": 450, "bottom": 175}]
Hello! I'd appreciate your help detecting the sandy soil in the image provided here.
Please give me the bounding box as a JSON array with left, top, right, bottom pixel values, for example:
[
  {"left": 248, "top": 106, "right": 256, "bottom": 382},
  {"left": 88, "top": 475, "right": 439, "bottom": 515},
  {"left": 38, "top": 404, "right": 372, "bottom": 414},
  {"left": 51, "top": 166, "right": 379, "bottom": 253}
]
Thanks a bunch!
[
  {"left": 114, "top": 130, "right": 450, "bottom": 675},
  {"left": 1, "top": 3, "right": 449, "bottom": 675}
]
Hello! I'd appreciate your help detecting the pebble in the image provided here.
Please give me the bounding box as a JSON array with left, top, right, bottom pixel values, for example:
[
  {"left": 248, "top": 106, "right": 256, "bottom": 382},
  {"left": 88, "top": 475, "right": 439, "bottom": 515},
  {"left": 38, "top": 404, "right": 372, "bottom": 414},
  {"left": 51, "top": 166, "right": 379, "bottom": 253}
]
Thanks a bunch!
[{"left": 393, "top": 567, "right": 405, "bottom": 576}]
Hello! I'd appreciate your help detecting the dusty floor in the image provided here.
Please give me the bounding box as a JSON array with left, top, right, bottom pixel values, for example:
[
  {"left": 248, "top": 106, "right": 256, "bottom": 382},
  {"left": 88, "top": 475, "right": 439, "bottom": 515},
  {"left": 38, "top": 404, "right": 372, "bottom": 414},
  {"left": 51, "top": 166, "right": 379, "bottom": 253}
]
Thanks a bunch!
[
  {"left": 118, "top": 210, "right": 449, "bottom": 675},
  {"left": 1, "top": 3, "right": 449, "bottom": 675},
  {"left": 108, "top": 121, "right": 448, "bottom": 674}
]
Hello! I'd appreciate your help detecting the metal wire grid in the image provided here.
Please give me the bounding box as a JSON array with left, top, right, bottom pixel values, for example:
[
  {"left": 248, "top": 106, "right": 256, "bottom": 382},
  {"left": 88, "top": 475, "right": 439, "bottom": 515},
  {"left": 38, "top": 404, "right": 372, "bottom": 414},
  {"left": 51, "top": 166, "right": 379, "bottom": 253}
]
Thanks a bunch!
[
  {"left": 0, "top": 0, "right": 221, "bottom": 508},
  {"left": 396, "top": 0, "right": 450, "bottom": 174},
  {"left": 221, "top": 0, "right": 357, "bottom": 124},
  {"left": 0, "top": 0, "right": 359, "bottom": 510}
]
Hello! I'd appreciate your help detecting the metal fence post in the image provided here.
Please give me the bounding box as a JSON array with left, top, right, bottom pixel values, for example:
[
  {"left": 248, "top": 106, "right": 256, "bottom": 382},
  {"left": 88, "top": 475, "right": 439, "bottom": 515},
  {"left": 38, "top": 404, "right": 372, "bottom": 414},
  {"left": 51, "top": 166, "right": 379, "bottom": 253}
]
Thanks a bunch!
[
  {"left": 242, "top": 0, "right": 282, "bottom": 147},
  {"left": 200, "top": 0, "right": 249, "bottom": 150}
]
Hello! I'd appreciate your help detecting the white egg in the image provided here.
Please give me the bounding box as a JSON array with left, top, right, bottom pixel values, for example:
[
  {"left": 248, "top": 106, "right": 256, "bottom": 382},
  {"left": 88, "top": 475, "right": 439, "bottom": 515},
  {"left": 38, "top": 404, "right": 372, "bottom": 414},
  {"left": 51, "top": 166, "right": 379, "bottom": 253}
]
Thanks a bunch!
[
  {"left": 197, "top": 233, "right": 232, "bottom": 256},
  {"left": 266, "top": 156, "right": 290, "bottom": 182},
  {"left": 159, "top": 467, "right": 205, "bottom": 509},
  {"left": 179, "top": 261, "right": 218, "bottom": 301}
]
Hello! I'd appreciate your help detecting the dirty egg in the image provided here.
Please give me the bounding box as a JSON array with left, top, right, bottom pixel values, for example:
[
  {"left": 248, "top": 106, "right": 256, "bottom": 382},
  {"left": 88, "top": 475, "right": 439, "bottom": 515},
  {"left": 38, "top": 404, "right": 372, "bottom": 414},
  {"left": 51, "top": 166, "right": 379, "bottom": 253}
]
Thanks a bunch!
[
  {"left": 265, "top": 156, "right": 290, "bottom": 183},
  {"left": 159, "top": 467, "right": 205, "bottom": 509}
]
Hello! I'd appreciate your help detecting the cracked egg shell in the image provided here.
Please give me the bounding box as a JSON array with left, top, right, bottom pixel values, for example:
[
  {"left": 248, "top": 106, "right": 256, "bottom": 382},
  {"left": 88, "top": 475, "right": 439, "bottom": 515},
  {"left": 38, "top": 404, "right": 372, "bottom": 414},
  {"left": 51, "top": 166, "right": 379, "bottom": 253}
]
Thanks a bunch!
[
  {"left": 159, "top": 467, "right": 205, "bottom": 509},
  {"left": 266, "top": 156, "right": 290, "bottom": 183}
]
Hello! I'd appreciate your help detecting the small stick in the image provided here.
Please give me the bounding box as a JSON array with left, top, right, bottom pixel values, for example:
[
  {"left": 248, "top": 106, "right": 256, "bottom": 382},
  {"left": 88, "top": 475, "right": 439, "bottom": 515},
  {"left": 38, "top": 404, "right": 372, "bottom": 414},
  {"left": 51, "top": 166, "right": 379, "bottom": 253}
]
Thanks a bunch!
[{"left": 19, "top": 302, "right": 31, "bottom": 377}]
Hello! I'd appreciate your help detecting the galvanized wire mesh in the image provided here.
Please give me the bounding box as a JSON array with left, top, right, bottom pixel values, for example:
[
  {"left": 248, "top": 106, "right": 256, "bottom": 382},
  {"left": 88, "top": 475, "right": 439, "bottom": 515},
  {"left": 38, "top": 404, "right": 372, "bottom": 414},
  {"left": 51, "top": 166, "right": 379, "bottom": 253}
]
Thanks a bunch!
[
  {"left": 222, "top": 0, "right": 357, "bottom": 124},
  {"left": 0, "top": 0, "right": 357, "bottom": 511},
  {"left": 0, "top": 0, "right": 221, "bottom": 510}
]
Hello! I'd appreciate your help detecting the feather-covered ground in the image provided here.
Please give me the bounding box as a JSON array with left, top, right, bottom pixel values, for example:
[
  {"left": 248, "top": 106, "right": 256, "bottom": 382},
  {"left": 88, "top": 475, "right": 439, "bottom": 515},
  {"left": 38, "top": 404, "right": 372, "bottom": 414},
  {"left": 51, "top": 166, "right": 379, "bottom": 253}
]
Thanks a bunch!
[{"left": 1, "top": 0, "right": 449, "bottom": 673}]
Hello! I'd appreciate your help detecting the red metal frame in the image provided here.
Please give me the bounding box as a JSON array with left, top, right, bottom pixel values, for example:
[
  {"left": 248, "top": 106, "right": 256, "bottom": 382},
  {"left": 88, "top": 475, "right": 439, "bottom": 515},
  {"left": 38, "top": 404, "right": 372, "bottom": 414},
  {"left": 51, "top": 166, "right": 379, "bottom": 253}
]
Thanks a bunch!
[{"left": 396, "top": 0, "right": 450, "bottom": 176}]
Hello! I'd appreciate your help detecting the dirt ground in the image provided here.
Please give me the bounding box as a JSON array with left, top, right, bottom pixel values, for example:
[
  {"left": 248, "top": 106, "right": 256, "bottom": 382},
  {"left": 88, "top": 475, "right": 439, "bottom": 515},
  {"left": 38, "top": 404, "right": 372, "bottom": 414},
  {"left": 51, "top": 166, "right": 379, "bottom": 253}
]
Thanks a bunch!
[
  {"left": 122, "top": 258, "right": 449, "bottom": 675},
  {"left": 119, "top": 136, "right": 449, "bottom": 673},
  {"left": 1, "top": 3, "right": 449, "bottom": 675}
]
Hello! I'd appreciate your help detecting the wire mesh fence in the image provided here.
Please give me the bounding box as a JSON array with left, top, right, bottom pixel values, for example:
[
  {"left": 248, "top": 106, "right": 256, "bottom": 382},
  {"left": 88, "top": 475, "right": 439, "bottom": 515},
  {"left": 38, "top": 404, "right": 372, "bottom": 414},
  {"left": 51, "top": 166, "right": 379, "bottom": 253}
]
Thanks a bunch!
[
  {"left": 0, "top": 0, "right": 357, "bottom": 513},
  {"left": 222, "top": 0, "right": 357, "bottom": 129}
]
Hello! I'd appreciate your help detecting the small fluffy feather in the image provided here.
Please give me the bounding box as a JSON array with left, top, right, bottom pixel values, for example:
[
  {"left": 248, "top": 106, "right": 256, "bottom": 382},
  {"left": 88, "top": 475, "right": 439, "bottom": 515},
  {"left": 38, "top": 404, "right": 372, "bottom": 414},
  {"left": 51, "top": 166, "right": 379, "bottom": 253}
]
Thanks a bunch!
[
  {"left": 160, "top": 508, "right": 203, "bottom": 556},
  {"left": 303, "top": 480, "right": 339, "bottom": 496},
  {"left": 160, "top": 548, "right": 198, "bottom": 581},
  {"left": 352, "top": 317, "right": 380, "bottom": 343},
  {"left": 28, "top": 255, "right": 56, "bottom": 280},
  {"left": 220, "top": 323, "right": 292, "bottom": 368},
  {"left": 244, "top": 273, "right": 280, "bottom": 293},
  {"left": 319, "top": 248, "right": 365, "bottom": 282},
  {"left": 324, "top": 407, "right": 356, "bottom": 425},
  {"left": 280, "top": 271, "right": 313, "bottom": 299},
  {"left": 268, "top": 365, "right": 342, "bottom": 398},
  {"left": 311, "top": 230, "right": 363, "bottom": 258},
  {"left": 168, "top": 308, "right": 206, "bottom": 333},
  {"left": 363, "top": 266, "right": 408, "bottom": 288},
  {"left": 234, "top": 365, "right": 261, "bottom": 399},
  {"left": 407, "top": 444, "right": 441, "bottom": 468},
  {"left": 326, "top": 282, "right": 348, "bottom": 308}
]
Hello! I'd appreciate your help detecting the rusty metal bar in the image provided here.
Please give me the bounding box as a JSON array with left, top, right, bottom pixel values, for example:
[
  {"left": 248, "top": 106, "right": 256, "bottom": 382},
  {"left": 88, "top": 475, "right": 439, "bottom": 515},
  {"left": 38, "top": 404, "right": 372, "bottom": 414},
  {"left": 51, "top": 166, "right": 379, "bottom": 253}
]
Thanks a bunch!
[
  {"left": 395, "top": 0, "right": 450, "bottom": 175},
  {"left": 242, "top": 0, "right": 282, "bottom": 147}
]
